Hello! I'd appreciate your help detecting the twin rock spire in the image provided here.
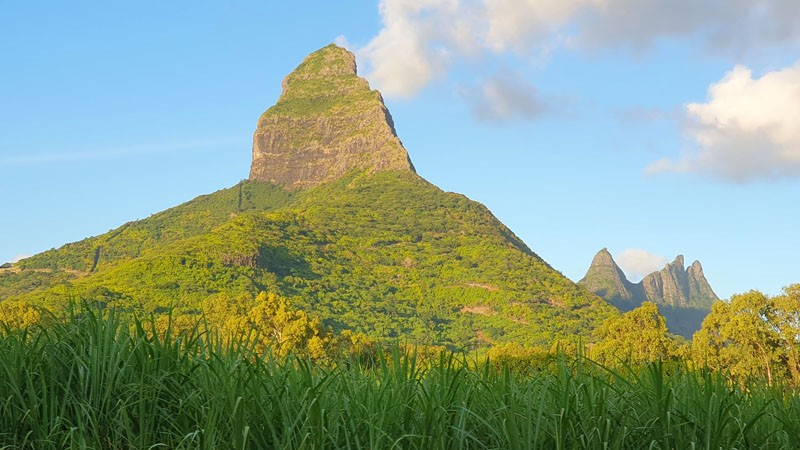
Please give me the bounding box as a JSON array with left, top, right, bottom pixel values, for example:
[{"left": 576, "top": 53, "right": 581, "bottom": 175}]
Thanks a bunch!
[{"left": 579, "top": 248, "right": 719, "bottom": 310}]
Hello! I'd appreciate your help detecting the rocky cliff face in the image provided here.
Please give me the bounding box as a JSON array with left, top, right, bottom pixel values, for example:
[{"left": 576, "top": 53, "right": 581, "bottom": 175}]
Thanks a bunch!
[
  {"left": 640, "top": 255, "right": 718, "bottom": 308},
  {"left": 687, "top": 260, "right": 718, "bottom": 306},
  {"left": 642, "top": 256, "right": 686, "bottom": 306},
  {"left": 249, "top": 44, "right": 415, "bottom": 189},
  {"left": 579, "top": 249, "right": 719, "bottom": 336}
]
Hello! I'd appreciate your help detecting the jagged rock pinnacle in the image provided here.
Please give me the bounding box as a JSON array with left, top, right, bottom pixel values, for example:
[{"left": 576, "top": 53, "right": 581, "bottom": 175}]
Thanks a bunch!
[
  {"left": 578, "top": 248, "right": 637, "bottom": 304},
  {"left": 581, "top": 248, "right": 719, "bottom": 310},
  {"left": 687, "top": 260, "right": 718, "bottom": 307},
  {"left": 249, "top": 44, "right": 415, "bottom": 189}
]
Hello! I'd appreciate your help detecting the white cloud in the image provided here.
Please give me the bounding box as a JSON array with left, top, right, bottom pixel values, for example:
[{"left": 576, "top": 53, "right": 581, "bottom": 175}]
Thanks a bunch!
[
  {"left": 356, "top": 0, "right": 800, "bottom": 100},
  {"left": 648, "top": 62, "right": 800, "bottom": 181},
  {"left": 356, "top": 0, "right": 466, "bottom": 97},
  {"left": 577, "top": 1, "right": 717, "bottom": 53},
  {"left": 483, "top": 0, "right": 597, "bottom": 52},
  {"left": 700, "top": 0, "right": 800, "bottom": 54},
  {"left": 460, "top": 72, "right": 552, "bottom": 122},
  {"left": 333, "top": 35, "right": 351, "bottom": 50},
  {"left": 616, "top": 248, "right": 668, "bottom": 282},
  {"left": 357, "top": 0, "right": 589, "bottom": 97}
]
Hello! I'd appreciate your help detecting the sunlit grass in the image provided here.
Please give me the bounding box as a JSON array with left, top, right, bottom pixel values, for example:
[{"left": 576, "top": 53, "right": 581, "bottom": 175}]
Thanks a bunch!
[{"left": 1, "top": 308, "right": 798, "bottom": 449}]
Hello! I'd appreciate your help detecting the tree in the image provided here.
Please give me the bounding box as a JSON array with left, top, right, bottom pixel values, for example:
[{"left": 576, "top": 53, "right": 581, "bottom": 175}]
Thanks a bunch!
[
  {"left": 246, "top": 292, "right": 329, "bottom": 359},
  {"left": 592, "top": 302, "right": 683, "bottom": 366},
  {"left": 766, "top": 284, "right": 800, "bottom": 384},
  {"left": 692, "top": 290, "right": 784, "bottom": 385},
  {"left": 201, "top": 292, "right": 253, "bottom": 336},
  {"left": 486, "top": 342, "right": 555, "bottom": 372},
  {"left": 0, "top": 301, "right": 44, "bottom": 329}
]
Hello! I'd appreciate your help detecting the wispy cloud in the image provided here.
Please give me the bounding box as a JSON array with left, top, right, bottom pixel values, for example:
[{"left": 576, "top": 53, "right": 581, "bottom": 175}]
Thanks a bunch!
[
  {"left": 615, "top": 106, "right": 677, "bottom": 125},
  {"left": 459, "top": 71, "right": 557, "bottom": 122},
  {"left": 0, "top": 137, "right": 247, "bottom": 168}
]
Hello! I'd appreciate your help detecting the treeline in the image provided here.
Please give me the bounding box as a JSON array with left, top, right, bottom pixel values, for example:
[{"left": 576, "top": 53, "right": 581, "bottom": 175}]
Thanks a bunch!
[
  {"left": 2, "top": 283, "right": 799, "bottom": 387},
  {"left": 497, "top": 284, "right": 800, "bottom": 387}
]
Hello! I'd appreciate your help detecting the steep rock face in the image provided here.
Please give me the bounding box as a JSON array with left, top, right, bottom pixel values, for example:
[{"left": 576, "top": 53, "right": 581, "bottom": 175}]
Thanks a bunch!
[
  {"left": 249, "top": 44, "right": 415, "bottom": 189},
  {"left": 642, "top": 255, "right": 690, "bottom": 307},
  {"left": 579, "top": 249, "right": 720, "bottom": 337},
  {"left": 687, "top": 260, "right": 718, "bottom": 309},
  {"left": 578, "top": 249, "right": 638, "bottom": 305},
  {"left": 641, "top": 255, "right": 718, "bottom": 308}
]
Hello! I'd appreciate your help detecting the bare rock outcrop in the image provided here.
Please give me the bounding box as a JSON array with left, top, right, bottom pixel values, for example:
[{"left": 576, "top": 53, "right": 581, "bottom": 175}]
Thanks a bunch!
[
  {"left": 580, "top": 249, "right": 719, "bottom": 310},
  {"left": 249, "top": 44, "right": 415, "bottom": 189}
]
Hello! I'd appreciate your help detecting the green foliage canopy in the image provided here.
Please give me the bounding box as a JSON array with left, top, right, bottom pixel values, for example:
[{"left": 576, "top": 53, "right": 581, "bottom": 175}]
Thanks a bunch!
[
  {"left": 693, "top": 285, "right": 800, "bottom": 385},
  {"left": 592, "top": 301, "right": 686, "bottom": 365}
]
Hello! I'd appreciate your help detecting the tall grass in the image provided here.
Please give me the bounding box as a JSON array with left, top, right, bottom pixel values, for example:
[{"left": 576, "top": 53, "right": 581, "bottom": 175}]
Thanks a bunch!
[{"left": 0, "top": 308, "right": 798, "bottom": 449}]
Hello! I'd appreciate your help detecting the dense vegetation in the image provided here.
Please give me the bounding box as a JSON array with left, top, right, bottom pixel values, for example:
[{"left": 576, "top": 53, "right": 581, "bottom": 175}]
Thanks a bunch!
[
  {"left": 1, "top": 171, "right": 613, "bottom": 349},
  {"left": 1, "top": 306, "right": 798, "bottom": 450},
  {"left": 18, "top": 181, "right": 294, "bottom": 273},
  {"left": 693, "top": 285, "right": 800, "bottom": 386}
]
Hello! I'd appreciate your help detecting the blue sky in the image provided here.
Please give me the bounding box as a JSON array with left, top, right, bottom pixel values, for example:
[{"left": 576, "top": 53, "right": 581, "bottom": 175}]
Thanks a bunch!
[{"left": 2, "top": 1, "right": 799, "bottom": 299}]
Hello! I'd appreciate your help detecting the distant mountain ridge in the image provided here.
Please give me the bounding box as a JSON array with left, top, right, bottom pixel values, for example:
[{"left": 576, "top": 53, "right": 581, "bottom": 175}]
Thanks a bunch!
[
  {"left": 579, "top": 248, "right": 719, "bottom": 337},
  {"left": 640, "top": 255, "right": 718, "bottom": 309}
]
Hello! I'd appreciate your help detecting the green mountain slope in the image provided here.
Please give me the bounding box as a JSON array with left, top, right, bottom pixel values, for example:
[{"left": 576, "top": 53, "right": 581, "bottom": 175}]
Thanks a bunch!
[
  {"left": 8, "top": 171, "right": 613, "bottom": 348},
  {"left": 18, "top": 181, "right": 294, "bottom": 273},
  {"left": 1, "top": 44, "right": 616, "bottom": 349}
]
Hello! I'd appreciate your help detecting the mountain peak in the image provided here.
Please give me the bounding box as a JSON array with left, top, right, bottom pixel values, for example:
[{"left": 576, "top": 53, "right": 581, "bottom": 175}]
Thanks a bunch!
[
  {"left": 686, "top": 260, "right": 717, "bottom": 308},
  {"left": 579, "top": 248, "right": 636, "bottom": 303},
  {"left": 640, "top": 252, "right": 720, "bottom": 308},
  {"left": 596, "top": 247, "right": 612, "bottom": 258},
  {"left": 294, "top": 44, "right": 356, "bottom": 75},
  {"left": 249, "top": 44, "right": 415, "bottom": 190}
]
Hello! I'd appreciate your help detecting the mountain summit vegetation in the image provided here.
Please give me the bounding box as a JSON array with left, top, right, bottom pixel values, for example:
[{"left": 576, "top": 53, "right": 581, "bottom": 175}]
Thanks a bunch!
[{"left": 0, "top": 44, "right": 616, "bottom": 350}]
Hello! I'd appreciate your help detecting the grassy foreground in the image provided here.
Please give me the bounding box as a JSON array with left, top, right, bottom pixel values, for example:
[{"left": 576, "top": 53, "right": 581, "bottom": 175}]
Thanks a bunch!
[{"left": 1, "top": 309, "right": 799, "bottom": 450}]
